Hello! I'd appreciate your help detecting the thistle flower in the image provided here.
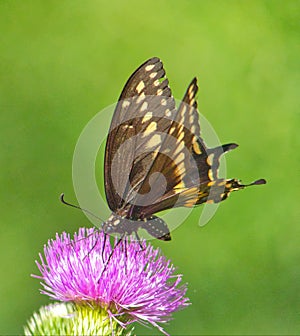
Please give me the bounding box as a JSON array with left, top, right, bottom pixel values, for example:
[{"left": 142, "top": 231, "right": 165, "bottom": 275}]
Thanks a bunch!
[{"left": 32, "top": 228, "right": 189, "bottom": 335}]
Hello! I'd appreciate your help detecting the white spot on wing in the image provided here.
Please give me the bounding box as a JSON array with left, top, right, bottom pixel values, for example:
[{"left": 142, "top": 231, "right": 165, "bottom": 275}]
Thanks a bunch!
[
  {"left": 140, "top": 101, "right": 148, "bottom": 112},
  {"left": 142, "top": 111, "right": 153, "bottom": 123},
  {"left": 177, "top": 131, "right": 184, "bottom": 142},
  {"left": 207, "top": 153, "right": 214, "bottom": 166},
  {"left": 145, "top": 64, "right": 155, "bottom": 71},
  {"left": 146, "top": 134, "right": 161, "bottom": 148},
  {"left": 189, "top": 114, "right": 194, "bottom": 124},
  {"left": 165, "top": 109, "right": 172, "bottom": 117},
  {"left": 170, "top": 126, "right": 176, "bottom": 134},
  {"left": 136, "top": 92, "right": 145, "bottom": 104},
  {"left": 177, "top": 161, "right": 185, "bottom": 173},
  {"left": 136, "top": 81, "right": 145, "bottom": 93},
  {"left": 176, "top": 152, "right": 185, "bottom": 163},
  {"left": 122, "top": 100, "right": 130, "bottom": 108},
  {"left": 174, "top": 141, "right": 185, "bottom": 156},
  {"left": 193, "top": 140, "right": 202, "bottom": 154},
  {"left": 188, "top": 84, "right": 194, "bottom": 95},
  {"left": 143, "top": 121, "right": 157, "bottom": 136},
  {"left": 150, "top": 72, "right": 157, "bottom": 79}
]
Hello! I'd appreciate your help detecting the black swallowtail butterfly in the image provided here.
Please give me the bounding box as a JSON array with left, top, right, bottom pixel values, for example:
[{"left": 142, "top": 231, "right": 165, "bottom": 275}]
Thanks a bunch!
[{"left": 102, "top": 57, "right": 266, "bottom": 241}]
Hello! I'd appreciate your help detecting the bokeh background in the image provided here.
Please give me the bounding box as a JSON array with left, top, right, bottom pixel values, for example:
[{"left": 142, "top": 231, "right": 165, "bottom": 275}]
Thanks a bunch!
[{"left": 1, "top": 1, "right": 299, "bottom": 334}]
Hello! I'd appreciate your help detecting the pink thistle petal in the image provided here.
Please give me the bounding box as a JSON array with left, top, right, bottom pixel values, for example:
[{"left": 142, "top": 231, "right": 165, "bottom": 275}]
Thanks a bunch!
[{"left": 33, "top": 228, "right": 189, "bottom": 334}]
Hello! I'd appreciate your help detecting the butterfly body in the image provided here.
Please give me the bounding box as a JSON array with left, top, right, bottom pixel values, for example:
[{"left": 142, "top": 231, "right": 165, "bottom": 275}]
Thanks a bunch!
[
  {"left": 103, "top": 57, "right": 266, "bottom": 240},
  {"left": 103, "top": 213, "right": 171, "bottom": 241}
]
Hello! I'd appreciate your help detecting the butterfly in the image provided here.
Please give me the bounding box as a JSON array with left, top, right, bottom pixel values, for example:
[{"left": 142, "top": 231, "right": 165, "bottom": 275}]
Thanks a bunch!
[{"left": 102, "top": 57, "right": 266, "bottom": 241}]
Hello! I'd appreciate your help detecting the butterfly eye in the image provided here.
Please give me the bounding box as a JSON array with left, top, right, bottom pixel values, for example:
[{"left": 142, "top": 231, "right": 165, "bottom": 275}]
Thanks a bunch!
[{"left": 102, "top": 223, "right": 113, "bottom": 234}]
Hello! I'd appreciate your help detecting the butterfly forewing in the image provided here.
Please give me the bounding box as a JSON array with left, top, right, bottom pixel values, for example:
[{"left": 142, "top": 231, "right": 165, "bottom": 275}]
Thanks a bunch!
[{"left": 104, "top": 58, "right": 177, "bottom": 214}]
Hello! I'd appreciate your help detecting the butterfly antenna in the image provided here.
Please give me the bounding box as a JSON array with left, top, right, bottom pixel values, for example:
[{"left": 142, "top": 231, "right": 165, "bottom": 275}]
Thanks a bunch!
[{"left": 60, "top": 193, "right": 104, "bottom": 222}]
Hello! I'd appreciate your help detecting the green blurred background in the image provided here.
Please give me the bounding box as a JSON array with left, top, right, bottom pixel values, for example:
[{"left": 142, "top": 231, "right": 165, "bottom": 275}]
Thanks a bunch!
[{"left": 1, "top": 0, "right": 299, "bottom": 334}]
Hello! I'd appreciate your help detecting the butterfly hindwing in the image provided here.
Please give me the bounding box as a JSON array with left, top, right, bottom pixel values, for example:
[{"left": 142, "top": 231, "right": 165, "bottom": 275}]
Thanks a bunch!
[{"left": 127, "top": 79, "right": 205, "bottom": 217}]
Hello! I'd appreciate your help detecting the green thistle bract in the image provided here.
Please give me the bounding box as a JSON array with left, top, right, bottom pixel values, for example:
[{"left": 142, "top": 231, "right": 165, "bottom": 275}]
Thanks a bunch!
[{"left": 24, "top": 302, "right": 133, "bottom": 335}]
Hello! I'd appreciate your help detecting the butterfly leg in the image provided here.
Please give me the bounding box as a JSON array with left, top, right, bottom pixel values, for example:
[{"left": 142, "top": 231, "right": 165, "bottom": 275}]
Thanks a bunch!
[
  {"left": 83, "top": 238, "right": 98, "bottom": 261},
  {"left": 124, "top": 237, "right": 128, "bottom": 274},
  {"left": 134, "top": 230, "right": 145, "bottom": 251},
  {"left": 100, "top": 232, "right": 108, "bottom": 264},
  {"left": 98, "top": 233, "right": 125, "bottom": 281}
]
